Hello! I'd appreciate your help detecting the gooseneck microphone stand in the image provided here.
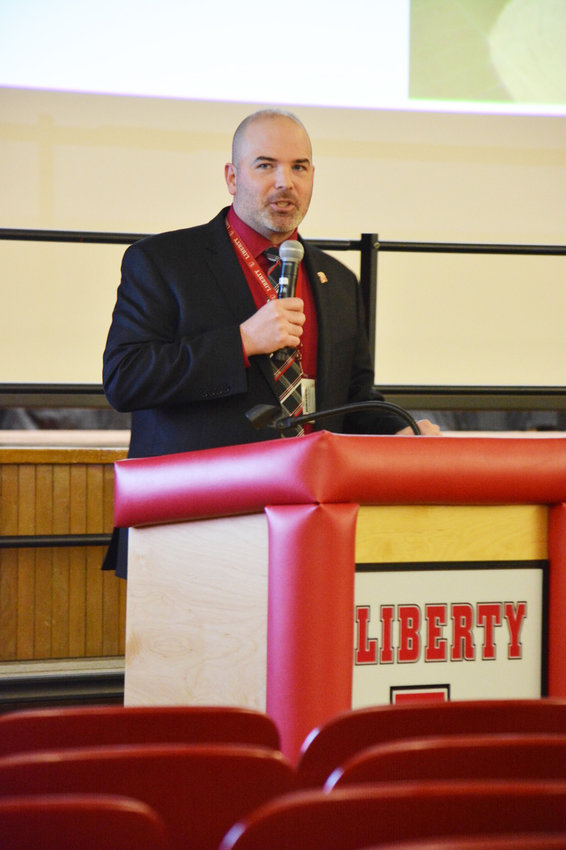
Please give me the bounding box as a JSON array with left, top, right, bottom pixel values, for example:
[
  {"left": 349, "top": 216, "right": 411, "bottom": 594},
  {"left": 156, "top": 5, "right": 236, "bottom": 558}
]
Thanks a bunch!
[{"left": 246, "top": 400, "right": 421, "bottom": 435}]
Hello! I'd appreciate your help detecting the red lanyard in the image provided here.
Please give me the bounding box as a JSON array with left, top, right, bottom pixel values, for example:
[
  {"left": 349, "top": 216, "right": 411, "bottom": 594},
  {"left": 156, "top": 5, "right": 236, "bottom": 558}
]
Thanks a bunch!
[{"left": 225, "top": 217, "right": 278, "bottom": 302}]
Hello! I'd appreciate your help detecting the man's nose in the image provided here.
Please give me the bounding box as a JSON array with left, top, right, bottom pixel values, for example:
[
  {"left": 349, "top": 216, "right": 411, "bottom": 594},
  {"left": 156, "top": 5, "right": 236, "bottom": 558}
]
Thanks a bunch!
[{"left": 273, "top": 166, "right": 294, "bottom": 189}]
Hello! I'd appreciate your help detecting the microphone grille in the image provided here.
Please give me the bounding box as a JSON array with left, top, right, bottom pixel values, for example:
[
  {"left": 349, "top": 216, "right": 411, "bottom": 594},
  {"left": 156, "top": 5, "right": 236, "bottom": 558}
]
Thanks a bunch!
[{"left": 279, "top": 240, "right": 304, "bottom": 263}]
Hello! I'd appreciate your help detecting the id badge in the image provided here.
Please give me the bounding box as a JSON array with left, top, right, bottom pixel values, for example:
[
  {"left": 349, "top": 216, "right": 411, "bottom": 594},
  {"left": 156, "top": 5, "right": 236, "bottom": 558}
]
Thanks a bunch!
[{"left": 301, "top": 378, "right": 316, "bottom": 415}]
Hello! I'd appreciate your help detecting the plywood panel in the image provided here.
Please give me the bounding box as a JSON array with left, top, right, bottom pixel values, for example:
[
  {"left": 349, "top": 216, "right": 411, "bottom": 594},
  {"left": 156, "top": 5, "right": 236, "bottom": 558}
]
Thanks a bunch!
[
  {"left": 0, "top": 464, "right": 18, "bottom": 660},
  {"left": 0, "top": 446, "right": 127, "bottom": 662},
  {"left": 68, "top": 462, "right": 87, "bottom": 657},
  {"left": 52, "top": 463, "right": 70, "bottom": 657},
  {"left": 125, "top": 514, "right": 269, "bottom": 709},
  {"left": 85, "top": 464, "right": 104, "bottom": 656},
  {"left": 34, "top": 464, "right": 53, "bottom": 658},
  {"left": 16, "top": 464, "right": 35, "bottom": 659}
]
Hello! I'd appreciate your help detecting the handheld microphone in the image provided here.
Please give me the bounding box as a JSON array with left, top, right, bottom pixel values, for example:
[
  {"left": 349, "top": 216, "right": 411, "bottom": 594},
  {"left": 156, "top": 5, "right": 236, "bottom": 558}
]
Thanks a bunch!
[{"left": 277, "top": 240, "right": 304, "bottom": 298}]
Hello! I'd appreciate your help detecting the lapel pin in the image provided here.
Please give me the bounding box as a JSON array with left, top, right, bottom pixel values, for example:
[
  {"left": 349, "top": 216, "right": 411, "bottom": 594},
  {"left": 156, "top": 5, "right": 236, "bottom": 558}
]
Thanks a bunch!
[{"left": 317, "top": 271, "right": 328, "bottom": 284}]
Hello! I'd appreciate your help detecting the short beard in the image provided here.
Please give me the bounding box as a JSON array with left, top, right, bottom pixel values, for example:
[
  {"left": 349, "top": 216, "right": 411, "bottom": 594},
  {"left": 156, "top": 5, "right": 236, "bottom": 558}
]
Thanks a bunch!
[{"left": 258, "top": 206, "right": 302, "bottom": 235}]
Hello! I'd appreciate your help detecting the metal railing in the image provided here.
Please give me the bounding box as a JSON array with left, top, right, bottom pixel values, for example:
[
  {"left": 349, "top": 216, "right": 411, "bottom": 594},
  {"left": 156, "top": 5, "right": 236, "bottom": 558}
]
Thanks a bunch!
[{"left": 1, "top": 226, "right": 565, "bottom": 412}]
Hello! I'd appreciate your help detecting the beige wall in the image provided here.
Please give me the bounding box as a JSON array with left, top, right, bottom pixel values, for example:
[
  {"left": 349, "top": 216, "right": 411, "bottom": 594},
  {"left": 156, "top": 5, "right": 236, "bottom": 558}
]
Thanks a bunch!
[{"left": 1, "top": 89, "right": 565, "bottom": 385}]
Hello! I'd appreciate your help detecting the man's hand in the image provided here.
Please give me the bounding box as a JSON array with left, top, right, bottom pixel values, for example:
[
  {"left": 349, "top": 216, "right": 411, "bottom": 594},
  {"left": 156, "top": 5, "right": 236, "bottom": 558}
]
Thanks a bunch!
[
  {"left": 240, "top": 298, "right": 305, "bottom": 357},
  {"left": 397, "top": 418, "right": 442, "bottom": 436}
]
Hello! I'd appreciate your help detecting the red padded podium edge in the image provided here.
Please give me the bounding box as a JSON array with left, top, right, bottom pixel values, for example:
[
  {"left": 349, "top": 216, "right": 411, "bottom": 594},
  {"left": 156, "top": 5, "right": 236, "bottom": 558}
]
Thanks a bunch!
[
  {"left": 114, "top": 431, "right": 566, "bottom": 528},
  {"left": 114, "top": 432, "right": 566, "bottom": 758}
]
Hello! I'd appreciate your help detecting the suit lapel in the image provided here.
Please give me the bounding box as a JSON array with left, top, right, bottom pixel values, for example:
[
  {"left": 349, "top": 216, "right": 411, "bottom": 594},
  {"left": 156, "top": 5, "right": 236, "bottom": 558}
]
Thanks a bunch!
[
  {"left": 204, "top": 210, "right": 278, "bottom": 396},
  {"left": 203, "top": 210, "right": 257, "bottom": 323},
  {"left": 302, "top": 242, "right": 333, "bottom": 409}
]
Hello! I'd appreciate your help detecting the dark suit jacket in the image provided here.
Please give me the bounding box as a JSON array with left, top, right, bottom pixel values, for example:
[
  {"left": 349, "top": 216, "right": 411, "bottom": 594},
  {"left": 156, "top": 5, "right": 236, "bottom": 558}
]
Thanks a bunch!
[
  {"left": 103, "top": 207, "right": 405, "bottom": 457},
  {"left": 102, "top": 208, "right": 406, "bottom": 575}
]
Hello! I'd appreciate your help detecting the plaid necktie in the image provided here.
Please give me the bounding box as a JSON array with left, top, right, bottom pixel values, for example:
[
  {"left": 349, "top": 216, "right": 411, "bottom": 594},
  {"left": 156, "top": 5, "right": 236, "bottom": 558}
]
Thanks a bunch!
[{"left": 264, "top": 249, "right": 304, "bottom": 437}]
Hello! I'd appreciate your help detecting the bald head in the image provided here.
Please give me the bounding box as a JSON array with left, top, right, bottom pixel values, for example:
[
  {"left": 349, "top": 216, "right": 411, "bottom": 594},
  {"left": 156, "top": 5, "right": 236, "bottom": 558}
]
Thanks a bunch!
[{"left": 231, "top": 109, "right": 312, "bottom": 168}]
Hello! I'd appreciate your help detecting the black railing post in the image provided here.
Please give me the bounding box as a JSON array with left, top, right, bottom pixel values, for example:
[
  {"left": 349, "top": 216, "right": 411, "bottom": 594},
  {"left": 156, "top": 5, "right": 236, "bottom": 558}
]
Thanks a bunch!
[{"left": 360, "top": 233, "right": 379, "bottom": 365}]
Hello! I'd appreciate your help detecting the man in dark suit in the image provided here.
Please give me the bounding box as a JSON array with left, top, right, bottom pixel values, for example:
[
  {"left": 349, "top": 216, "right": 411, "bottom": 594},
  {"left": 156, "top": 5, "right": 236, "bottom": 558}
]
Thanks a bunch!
[{"left": 102, "top": 108, "right": 438, "bottom": 575}]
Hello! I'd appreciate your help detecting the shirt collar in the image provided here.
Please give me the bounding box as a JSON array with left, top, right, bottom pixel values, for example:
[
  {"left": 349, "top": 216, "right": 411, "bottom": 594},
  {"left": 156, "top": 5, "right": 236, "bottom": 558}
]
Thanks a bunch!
[{"left": 227, "top": 205, "right": 299, "bottom": 259}]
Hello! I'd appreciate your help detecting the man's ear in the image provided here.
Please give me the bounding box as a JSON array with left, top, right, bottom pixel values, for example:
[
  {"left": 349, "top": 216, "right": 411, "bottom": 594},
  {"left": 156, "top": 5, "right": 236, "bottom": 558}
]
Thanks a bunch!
[{"left": 224, "top": 162, "right": 237, "bottom": 197}]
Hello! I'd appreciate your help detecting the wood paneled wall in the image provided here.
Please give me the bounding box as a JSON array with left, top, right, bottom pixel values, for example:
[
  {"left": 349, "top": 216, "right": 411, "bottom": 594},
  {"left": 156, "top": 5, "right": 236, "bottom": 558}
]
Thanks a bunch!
[{"left": 0, "top": 447, "right": 127, "bottom": 661}]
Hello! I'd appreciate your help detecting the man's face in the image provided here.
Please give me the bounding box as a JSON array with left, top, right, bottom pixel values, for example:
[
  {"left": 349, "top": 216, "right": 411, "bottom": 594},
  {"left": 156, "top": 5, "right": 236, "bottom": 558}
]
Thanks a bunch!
[{"left": 225, "top": 116, "right": 314, "bottom": 243}]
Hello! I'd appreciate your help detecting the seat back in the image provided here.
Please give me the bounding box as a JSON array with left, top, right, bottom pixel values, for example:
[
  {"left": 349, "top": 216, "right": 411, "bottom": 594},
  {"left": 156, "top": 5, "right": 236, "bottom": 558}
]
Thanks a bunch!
[
  {"left": 0, "top": 743, "right": 296, "bottom": 850},
  {"left": 0, "top": 793, "right": 171, "bottom": 850},
  {"left": 218, "top": 781, "right": 566, "bottom": 850},
  {"left": 0, "top": 705, "right": 279, "bottom": 757},
  {"left": 327, "top": 732, "right": 566, "bottom": 788},
  {"left": 373, "top": 836, "right": 566, "bottom": 849},
  {"left": 297, "top": 698, "right": 566, "bottom": 786}
]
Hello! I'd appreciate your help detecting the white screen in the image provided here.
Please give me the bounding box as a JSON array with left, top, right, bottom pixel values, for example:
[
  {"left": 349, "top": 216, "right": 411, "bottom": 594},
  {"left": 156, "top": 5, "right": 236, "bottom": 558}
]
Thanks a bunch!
[{"left": 1, "top": 0, "right": 565, "bottom": 116}]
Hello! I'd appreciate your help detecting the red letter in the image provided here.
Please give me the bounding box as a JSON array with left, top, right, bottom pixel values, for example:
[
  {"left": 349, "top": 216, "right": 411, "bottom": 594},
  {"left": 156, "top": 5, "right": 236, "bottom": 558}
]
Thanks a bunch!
[
  {"left": 355, "top": 605, "right": 377, "bottom": 664},
  {"left": 398, "top": 605, "right": 421, "bottom": 663},
  {"left": 425, "top": 603, "right": 447, "bottom": 662},
  {"left": 477, "top": 603, "right": 502, "bottom": 660},
  {"left": 380, "top": 605, "right": 394, "bottom": 664},
  {"left": 505, "top": 601, "right": 527, "bottom": 659},
  {"left": 451, "top": 603, "right": 475, "bottom": 661}
]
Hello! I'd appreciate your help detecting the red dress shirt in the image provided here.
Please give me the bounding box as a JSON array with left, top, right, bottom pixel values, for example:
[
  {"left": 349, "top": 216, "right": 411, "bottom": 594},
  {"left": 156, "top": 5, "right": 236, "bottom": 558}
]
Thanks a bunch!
[{"left": 227, "top": 206, "right": 318, "bottom": 378}]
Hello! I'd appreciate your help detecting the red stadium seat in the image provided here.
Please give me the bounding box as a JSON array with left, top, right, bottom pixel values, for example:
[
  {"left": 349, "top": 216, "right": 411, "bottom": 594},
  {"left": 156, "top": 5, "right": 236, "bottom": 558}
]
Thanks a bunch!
[
  {"left": 0, "top": 743, "right": 296, "bottom": 850},
  {"left": 0, "top": 793, "right": 171, "bottom": 850},
  {"left": 326, "top": 732, "right": 566, "bottom": 788},
  {"left": 218, "top": 781, "right": 566, "bottom": 850},
  {"left": 0, "top": 704, "right": 280, "bottom": 757},
  {"left": 297, "top": 698, "right": 566, "bottom": 786},
  {"left": 372, "top": 835, "right": 566, "bottom": 849}
]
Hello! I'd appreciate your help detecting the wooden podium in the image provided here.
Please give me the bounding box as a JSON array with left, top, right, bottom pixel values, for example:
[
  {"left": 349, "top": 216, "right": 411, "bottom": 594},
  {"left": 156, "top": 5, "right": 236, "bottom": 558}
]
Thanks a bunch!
[{"left": 113, "top": 431, "right": 566, "bottom": 760}]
